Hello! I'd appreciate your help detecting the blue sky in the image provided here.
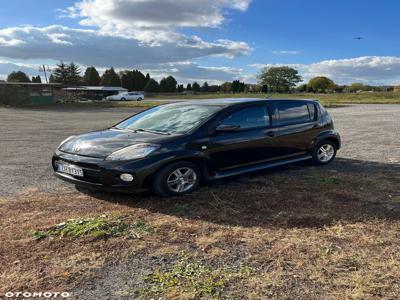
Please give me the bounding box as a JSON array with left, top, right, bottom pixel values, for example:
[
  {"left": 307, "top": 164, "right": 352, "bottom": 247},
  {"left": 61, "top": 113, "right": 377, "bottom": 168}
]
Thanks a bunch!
[{"left": 1, "top": 0, "right": 400, "bottom": 85}]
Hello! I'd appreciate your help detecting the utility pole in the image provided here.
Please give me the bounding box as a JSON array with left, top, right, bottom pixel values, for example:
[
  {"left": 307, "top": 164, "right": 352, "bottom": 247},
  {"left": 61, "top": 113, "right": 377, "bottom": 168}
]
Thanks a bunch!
[
  {"left": 39, "top": 65, "right": 50, "bottom": 83},
  {"left": 42, "top": 65, "right": 48, "bottom": 84}
]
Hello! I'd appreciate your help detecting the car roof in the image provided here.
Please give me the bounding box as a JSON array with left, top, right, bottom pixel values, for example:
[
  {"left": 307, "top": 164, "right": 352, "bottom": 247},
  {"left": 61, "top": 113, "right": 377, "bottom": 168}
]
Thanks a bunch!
[{"left": 169, "top": 98, "right": 319, "bottom": 107}]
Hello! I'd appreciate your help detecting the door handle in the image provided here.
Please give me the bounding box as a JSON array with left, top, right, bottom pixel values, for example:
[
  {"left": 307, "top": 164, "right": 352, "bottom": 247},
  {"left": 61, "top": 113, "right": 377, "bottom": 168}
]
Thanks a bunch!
[{"left": 265, "top": 131, "right": 276, "bottom": 137}]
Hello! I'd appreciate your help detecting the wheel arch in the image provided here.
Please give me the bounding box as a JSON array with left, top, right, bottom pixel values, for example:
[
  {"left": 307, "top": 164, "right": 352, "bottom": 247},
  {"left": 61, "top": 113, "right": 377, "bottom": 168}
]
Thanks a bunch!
[{"left": 312, "top": 130, "right": 341, "bottom": 150}]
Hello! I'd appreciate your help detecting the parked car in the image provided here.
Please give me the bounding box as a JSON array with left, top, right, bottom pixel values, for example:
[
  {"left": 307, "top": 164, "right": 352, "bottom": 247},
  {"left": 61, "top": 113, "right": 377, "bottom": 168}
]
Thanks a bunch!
[
  {"left": 106, "top": 92, "right": 144, "bottom": 101},
  {"left": 52, "top": 99, "right": 340, "bottom": 196}
]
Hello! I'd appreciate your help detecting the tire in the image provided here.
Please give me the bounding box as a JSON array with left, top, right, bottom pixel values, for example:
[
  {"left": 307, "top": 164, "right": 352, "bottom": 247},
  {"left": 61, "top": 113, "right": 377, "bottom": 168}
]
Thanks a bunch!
[
  {"left": 137, "top": 97, "right": 143, "bottom": 101},
  {"left": 121, "top": 97, "right": 126, "bottom": 101},
  {"left": 152, "top": 161, "right": 200, "bottom": 197},
  {"left": 311, "top": 140, "right": 337, "bottom": 165}
]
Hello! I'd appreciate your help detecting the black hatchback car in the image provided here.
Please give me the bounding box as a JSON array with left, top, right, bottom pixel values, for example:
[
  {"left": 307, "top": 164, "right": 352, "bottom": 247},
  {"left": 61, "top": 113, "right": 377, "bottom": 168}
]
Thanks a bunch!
[{"left": 52, "top": 99, "right": 340, "bottom": 196}]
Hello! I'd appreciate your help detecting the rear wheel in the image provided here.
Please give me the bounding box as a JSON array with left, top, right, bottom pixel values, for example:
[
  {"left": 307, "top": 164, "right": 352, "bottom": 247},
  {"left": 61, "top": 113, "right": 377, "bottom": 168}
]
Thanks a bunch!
[
  {"left": 137, "top": 97, "right": 143, "bottom": 101},
  {"left": 121, "top": 97, "right": 126, "bottom": 101},
  {"left": 152, "top": 162, "right": 200, "bottom": 197},
  {"left": 311, "top": 140, "right": 337, "bottom": 165}
]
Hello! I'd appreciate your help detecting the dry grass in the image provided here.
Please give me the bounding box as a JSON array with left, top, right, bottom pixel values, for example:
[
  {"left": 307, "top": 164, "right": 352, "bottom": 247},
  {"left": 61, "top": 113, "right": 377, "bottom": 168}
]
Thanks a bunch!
[{"left": 1, "top": 161, "right": 400, "bottom": 299}]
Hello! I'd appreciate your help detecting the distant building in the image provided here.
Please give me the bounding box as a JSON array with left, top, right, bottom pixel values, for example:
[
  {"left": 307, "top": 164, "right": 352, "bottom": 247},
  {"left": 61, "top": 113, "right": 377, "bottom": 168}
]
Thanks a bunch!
[
  {"left": 63, "top": 86, "right": 128, "bottom": 100},
  {"left": 0, "top": 82, "right": 61, "bottom": 105}
]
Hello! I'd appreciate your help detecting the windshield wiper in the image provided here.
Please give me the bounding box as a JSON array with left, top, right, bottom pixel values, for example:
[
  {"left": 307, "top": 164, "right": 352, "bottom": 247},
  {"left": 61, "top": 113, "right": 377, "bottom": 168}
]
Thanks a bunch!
[{"left": 134, "top": 128, "right": 171, "bottom": 135}]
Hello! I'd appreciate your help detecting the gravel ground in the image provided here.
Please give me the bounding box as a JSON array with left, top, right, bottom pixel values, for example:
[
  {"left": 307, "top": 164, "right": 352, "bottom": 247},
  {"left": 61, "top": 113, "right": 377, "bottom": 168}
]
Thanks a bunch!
[{"left": 0, "top": 104, "right": 399, "bottom": 198}]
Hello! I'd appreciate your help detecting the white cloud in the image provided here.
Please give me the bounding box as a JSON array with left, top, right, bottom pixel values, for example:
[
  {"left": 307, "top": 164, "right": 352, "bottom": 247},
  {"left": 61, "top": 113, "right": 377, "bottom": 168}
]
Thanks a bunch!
[
  {"left": 272, "top": 50, "right": 300, "bottom": 55},
  {"left": 250, "top": 56, "right": 400, "bottom": 85},
  {"left": 67, "top": 0, "right": 251, "bottom": 33},
  {"left": 60, "top": 0, "right": 253, "bottom": 50},
  {"left": 0, "top": 25, "right": 250, "bottom": 68},
  {"left": 0, "top": 0, "right": 252, "bottom": 81}
]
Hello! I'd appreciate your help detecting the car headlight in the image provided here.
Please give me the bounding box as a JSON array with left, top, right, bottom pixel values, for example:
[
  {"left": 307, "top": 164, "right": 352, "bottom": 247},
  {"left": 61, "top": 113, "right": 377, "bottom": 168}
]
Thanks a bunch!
[
  {"left": 106, "top": 143, "right": 160, "bottom": 161},
  {"left": 58, "top": 135, "right": 76, "bottom": 149}
]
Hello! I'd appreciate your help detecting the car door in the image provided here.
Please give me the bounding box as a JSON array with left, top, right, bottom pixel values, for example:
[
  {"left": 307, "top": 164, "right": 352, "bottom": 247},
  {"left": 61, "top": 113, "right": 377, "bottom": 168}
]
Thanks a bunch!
[
  {"left": 272, "top": 101, "right": 319, "bottom": 157},
  {"left": 204, "top": 104, "right": 280, "bottom": 171},
  {"left": 126, "top": 93, "right": 135, "bottom": 101}
]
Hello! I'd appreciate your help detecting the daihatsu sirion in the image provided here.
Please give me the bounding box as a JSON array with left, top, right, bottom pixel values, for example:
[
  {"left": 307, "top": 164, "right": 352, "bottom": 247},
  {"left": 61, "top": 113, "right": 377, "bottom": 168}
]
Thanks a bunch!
[{"left": 52, "top": 99, "right": 341, "bottom": 196}]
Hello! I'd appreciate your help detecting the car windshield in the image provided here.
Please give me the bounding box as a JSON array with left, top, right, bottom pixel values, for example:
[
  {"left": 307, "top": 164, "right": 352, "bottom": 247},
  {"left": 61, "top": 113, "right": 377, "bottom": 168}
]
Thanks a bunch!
[{"left": 115, "top": 104, "right": 222, "bottom": 134}]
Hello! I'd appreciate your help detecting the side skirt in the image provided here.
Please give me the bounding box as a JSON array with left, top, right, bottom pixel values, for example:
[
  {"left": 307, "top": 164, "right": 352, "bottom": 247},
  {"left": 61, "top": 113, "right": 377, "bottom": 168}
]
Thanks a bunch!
[{"left": 211, "top": 155, "right": 312, "bottom": 180}]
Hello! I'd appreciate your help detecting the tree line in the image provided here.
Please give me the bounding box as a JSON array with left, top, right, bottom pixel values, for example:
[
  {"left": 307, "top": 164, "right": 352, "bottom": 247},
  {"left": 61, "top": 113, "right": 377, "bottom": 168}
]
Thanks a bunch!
[{"left": 4, "top": 62, "right": 395, "bottom": 93}]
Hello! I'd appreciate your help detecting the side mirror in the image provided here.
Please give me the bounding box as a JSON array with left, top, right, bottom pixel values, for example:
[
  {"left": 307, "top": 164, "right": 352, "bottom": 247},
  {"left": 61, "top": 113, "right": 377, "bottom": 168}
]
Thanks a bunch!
[{"left": 215, "top": 124, "right": 241, "bottom": 133}]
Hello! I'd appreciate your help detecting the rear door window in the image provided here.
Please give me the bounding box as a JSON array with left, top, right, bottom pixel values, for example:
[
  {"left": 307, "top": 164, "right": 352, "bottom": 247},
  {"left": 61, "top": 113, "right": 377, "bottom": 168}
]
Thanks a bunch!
[
  {"left": 220, "top": 106, "right": 270, "bottom": 129},
  {"left": 276, "top": 101, "right": 313, "bottom": 125}
]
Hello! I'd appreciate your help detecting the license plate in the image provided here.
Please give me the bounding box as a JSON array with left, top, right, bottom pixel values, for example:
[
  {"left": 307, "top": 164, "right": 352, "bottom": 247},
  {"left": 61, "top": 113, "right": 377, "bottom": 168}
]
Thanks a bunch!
[{"left": 57, "top": 162, "right": 84, "bottom": 177}]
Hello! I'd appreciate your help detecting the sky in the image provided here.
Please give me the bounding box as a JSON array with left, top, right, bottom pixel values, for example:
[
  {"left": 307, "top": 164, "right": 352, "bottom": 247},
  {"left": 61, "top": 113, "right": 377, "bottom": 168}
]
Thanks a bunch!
[{"left": 1, "top": 0, "right": 400, "bottom": 85}]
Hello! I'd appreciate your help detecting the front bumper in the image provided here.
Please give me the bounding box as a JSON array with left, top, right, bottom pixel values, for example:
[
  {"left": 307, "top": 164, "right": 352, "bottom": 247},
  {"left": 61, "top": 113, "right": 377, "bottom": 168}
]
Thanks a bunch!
[{"left": 52, "top": 150, "right": 152, "bottom": 192}]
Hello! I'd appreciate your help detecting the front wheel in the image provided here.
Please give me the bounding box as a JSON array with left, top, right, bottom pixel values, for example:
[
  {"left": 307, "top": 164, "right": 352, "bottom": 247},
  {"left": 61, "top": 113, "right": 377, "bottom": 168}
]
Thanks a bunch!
[
  {"left": 152, "top": 162, "right": 200, "bottom": 197},
  {"left": 311, "top": 140, "right": 337, "bottom": 165},
  {"left": 137, "top": 97, "right": 143, "bottom": 101},
  {"left": 120, "top": 97, "right": 126, "bottom": 101}
]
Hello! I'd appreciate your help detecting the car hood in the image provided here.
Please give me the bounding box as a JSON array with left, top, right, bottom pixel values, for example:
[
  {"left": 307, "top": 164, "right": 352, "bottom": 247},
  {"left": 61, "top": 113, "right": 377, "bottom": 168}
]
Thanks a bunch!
[{"left": 59, "top": 129, "right": 178, "bottom": 158}]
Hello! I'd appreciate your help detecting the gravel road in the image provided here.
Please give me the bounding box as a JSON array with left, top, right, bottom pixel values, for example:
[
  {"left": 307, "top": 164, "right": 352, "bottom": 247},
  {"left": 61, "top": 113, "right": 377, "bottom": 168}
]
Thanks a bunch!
[{"left": 0, "top": 104, "right": 399, "bottom": 198}]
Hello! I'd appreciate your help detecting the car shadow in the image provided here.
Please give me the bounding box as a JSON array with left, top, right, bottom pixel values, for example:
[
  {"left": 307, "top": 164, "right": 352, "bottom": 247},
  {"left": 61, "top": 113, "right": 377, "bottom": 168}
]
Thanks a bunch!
[{"left": 81, "top": 158, "right": 400, "bottom": 229}]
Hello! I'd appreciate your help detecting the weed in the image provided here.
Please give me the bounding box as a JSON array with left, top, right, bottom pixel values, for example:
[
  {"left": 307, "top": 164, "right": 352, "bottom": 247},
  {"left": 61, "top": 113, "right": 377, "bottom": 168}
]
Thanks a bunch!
[
  {"left": 32, "top": 216, "right": 151, "bottom": 239},
  {"left": 139, "top": 255, "right": 253, "bottom": 299}
]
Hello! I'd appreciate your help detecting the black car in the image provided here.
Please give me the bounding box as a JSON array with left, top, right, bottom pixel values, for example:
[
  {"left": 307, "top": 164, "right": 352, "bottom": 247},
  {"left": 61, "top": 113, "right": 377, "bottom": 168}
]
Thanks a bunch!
[{"left": 52, "top": 99, "right": 341, "bottom": 196}]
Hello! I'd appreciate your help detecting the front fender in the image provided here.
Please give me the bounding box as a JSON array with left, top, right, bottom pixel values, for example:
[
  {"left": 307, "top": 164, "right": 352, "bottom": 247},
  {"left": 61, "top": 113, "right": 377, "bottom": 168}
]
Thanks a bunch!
[{"left": 112, "top": 149, "right": 211, "bottom": 186}]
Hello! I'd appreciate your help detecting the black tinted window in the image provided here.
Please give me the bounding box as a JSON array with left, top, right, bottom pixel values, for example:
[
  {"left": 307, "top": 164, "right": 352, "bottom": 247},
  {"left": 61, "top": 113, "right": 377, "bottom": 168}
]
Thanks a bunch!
[
  {"left": 221, "top": 106, "right": 269, "bottom": 129},
  {"left": 277, "top": 101, "right": 312, "bottom": 125}
]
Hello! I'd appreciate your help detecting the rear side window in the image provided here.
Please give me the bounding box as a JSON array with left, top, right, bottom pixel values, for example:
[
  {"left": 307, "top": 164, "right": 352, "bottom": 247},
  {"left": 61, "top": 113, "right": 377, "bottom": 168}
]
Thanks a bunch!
[
  {"left": 277, "top": 101, "right": 313, "bottom": 125},
  {"left": 220, "top": 106, "right": 270, "bottom": 129},
  {"left": 307, "top": 103, "right": 317, "bottom": 121}
]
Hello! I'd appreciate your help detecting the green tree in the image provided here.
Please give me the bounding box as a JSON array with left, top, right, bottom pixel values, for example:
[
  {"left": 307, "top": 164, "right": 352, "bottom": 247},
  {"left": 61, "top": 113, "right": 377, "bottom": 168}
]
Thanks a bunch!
[
  {"left": 100, "top": 68, "right": 121, "bottom": 86},
  {"left": 308, "top": 76, "right": 335, "bottom": 93},
  {"left": 258, "top": 66, "right": 302, "bottom": 92},
  {"left": 120, "top": 71, "right": 135, "bottom": 91},
  {"left": 192, "top": 81, "right": 201, "bottom": 92},
  {"left": 201, "top": 82, "right": 209, "bottom": 92},
  {"left": 208, "top": 85, "right": 220, "bottom": 92},
  {"left": 177, "top": 84, "right": 184, "bottom": 92},
  {"left": 31, "top": 76, "right": 42, "bottom": 83},
  {"left": 66, "top": 62, "right": 82, "bottom": 85},
  {"left": 348, "top": 83, "right": 365, "bottom": 92},
  {"left": 160, "top": 76, "right": 177, "bottom": 92},
  {"left": 220, "top": 82, "right": 232, "bottom": 93},
  {"left": 7, "top": 71, "right": 31, "bottom": 83},
  {"left": 231, "top": 80, "right": 245, "bottom": 93},
  {"left": 144, "top": 78, "right": 160, "bottom": 92},
  {"left": 296, "top": 84, "right": 308, "bottom": 92},
  {"left": 132, "top": 70, "right": 147, "bottom": 90},
  {"left": 51, "top": 62, "right": 70, "bottom": 84},
  {"left": 186, "top": 83, "right": 192, "bottom": 91},
  {"left": 83, "top": 67, "right": 100, "bottom": 86}
]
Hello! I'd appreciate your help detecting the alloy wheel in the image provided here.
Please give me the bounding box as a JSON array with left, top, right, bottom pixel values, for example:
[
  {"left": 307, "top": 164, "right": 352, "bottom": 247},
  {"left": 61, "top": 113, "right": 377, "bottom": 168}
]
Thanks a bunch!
[
  {"left": 166, "top": 167, "right": 197, "bottom": 193},
  {"left": 317, "top": 144, "right": 335, "bottom": 162}
]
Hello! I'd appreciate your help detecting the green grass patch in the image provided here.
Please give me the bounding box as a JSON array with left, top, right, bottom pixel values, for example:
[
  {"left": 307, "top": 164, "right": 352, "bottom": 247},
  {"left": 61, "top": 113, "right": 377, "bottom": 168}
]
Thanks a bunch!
[
  {"left": 32, "top": 216, "right": 152, "bottom": 239},
  {"left": 147, "top": 92, "right": 400, "bottom": 105},
  {"left": 138, "top": 253, "right": 253, "bottom": 299}
]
